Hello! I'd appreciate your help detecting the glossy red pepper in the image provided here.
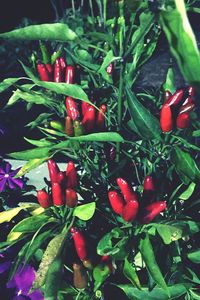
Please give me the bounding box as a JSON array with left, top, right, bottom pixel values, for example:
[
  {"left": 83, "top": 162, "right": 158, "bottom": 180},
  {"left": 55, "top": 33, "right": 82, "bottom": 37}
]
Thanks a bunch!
[
  {"left": 47, "top": 159, "right": 60, "bottom": 183},
  {"left": 65, "top": 188, "right": 78, "bottom": 208},
  {"left": 37, "top": 62, "right": 51, "bottom": 81},
  {"left": 178, "top": 103, "right": 194, "bottom": 114},
  {"left": 108, "top": 191, "right": 124, "bottom": 215},
  {"left": 96, "top": 104, "right": 106, "bottom": 131},
  {"left": 116, "top": 178, "right": 137, "bottom": 202},
  {"left": 57, "top": 171, "right": 66, "bottom": 185},
  {"left": 160, "top": 104, "right": 173, "bottom": 133},
  {"left": 142, "top": 175, "right": 155, "bottom": 203},
  {"left": 164, "top": 90, "right": 172, "bottom": 103},
  {"left": 82, "top": 106, "right": 96, "bottom": 132},
  {"left": 182, "top": 96, "right": 193, "bottom": 106},
  {"left": 37, "top": 190, "right": 52, "bottom": 208},
  {"left": 59, "top": 57, "right": 66, "bottom": 72},
  {"left": 54, "top": 58, "right": 62, "bottom": 83},
  {"left": 139, "top": 201, "right": 166, "bottom": 224},
  {"left": 166, "top": 89, "right": 184, "bottom": 106},
  {"left": 52, "top": 182, "right": 64, "bottom": 206},
  {"left": 66, "top": 161, "right": 78, "bottom": 188},
  {"left": 65, "top": 65, "right": 74, "bottom": 84},
  {"left": 176, "top": 112, "right": 190, "bottom": 129},
  {"left": 70, "top": 228, "right": 87, "bottom": 260},
  {"left": 188, "top": 86, "right": 195, "bottom": 97},
  {"left": 65, "top": 116, "right": 74, "bottom": 136},
  {"left": 122, "top": 200, "right": 139, "bottom": 222},
  {"left": 106, "top": 63, "right": 113, "bottom": 75},
  {"left": 65, "top": 97, "right": 80, "bottom": 121},
  {"left": 45, "top": 63, "right": 53, "bottom": 76},
  {"left": 81, "top": 101, "right": 90, "bottom": 117}
]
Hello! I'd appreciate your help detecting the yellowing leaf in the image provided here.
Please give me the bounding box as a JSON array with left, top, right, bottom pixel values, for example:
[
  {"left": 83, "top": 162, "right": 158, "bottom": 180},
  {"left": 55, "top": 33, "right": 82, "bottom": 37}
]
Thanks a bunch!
[
  {"left": 7, "top": 231, "right": 23, "bottom": 242},
  {"left": 0, "top": 207, "right": 24, "bottom": 224},
  {"left": 31, "top": 207, "right": 45, "bottom": 216}
]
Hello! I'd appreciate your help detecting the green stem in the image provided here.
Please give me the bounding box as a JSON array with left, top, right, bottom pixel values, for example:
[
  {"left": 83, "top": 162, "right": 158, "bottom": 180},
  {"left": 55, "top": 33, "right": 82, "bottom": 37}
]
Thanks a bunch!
[
  {"left": 89, "top": 0, "right": 94, "bottom": 18},
  {"left": 103, "top": 0, "right": 107, "bottom": 26},
  {"left": 71, "top": 0, "right": 75, "bottom": 17}
]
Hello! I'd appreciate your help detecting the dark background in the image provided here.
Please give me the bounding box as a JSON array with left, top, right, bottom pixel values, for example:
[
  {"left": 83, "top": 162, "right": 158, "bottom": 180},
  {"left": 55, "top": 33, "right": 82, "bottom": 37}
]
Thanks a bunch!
[{"left": 0, "top": 1, "right": 200, "bottom": 154}]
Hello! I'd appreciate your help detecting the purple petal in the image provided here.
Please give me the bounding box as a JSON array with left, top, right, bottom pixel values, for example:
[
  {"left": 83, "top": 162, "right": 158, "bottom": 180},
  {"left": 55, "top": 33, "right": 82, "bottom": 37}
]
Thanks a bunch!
[
  {"left": 10, "top": 168, "right": 21, "bottom": 177},
  {"left": 0, "top": 261, "right": 11, "bottom": 274},
  {"left": 5, "top": 163, "right": 11, "bottom": 173},
  {"left": 7, "top": 265, "right": 35, "bottom": 294},
  {"left": 8, "top": 178, "right": 16, "bottom": 189},
  {"left": 9, "top": 178, "right": 24, "bottom": 189},
  {"left": 28, "top": 290, "right": 44, "bottom": 300},
  {"left": 0, "top": 168, "right": 5, "bottom": 175},
  {"left": 0, "top": 178, "right": 7, "bottom": 192}
]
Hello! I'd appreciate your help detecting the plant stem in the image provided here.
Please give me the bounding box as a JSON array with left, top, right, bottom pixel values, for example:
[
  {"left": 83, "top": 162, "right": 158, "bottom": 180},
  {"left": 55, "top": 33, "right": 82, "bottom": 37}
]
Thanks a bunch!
[
  {"left": 72, "top": 0, "right": 75, "bottom": 17},
  {"left": 89, "top": 0, "right": 94, "bottom": 18},
  {"left": 103, "top": 0, "right": 107, "bottom": 26}
]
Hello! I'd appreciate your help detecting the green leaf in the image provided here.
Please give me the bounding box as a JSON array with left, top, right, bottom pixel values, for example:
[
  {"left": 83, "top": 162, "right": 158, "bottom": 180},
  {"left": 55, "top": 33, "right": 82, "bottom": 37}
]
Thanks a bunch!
[
  {"left": 126, "top": 86, "right": 161, "bottom": 140},
  {"left": 73, "top": 202, "right": 96, "bottom": 221},
  {"left": 171, "top": 147, "right": 200, "bottom": 184},
  {"left": 32, "top": 233, "right": 66, "bottom": 290},
  {"left": 8, "top": 147, "right": 51, "bottom": 160},
  {"left": 188, "top": 249, "right": 200, "bottom": 264},
  {"left": 155, "top": 224, "right": 183, "bottom": 245},
  {"left": 16, "top": 157, "right": 49, "bottom": 177},
  {"left": 0, "top": 207, "right": 27, "bottom": 224},
  {"left": 98, "top": 50, "right": 120, "bottom": 82},
  {"left": 44, "top": 256, "right": 62, "bottom": 300},
  {"left": 26, "top": 113, "right": 53, "bottom": 129},
  {"left": 93, "top": 264, "right": 110, "bottom": 290},
  {"left": 12, "top": 214, "right": 51, "bottom": 232},
  {"left": 179, "top": 182, "right": 196, "bottom": 200},
  {"left": 20, "top": 62, "right": 90, "bottom": 102},
  {"left": 138, "top": 234, "right": 168, "bottom": 292},
  {"left": 0, "top": 23, "right": 78, "bottom": 42},
  {"left": 0, "top": 77, "right": 21, "bottom": 93},
  {"left": 123, "top": 258, "right": 141, "bottom": 289},
  {"left": 24, "top": 138, "right": 54, "bottom": 147},
  {"left": 160, "top": 0, "right": 200, "bottom": 93},
  {"left": 69, "top": 132, "right": 124, "bottom": 143},
  {"left": 117, "top": 284, "right": 188, "bottom": 300},
  {"left": 162, "top": 66, "right": 176, "bottom": 94}
]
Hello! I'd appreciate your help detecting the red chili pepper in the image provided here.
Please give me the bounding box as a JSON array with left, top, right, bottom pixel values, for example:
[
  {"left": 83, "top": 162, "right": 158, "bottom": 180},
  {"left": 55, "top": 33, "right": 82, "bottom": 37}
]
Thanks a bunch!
[
  {"left": 37, "top": 62, "right": 51, "bottom": 81},
  {"left": 106, "top": 63, "right": 113, "bottom": 75},
  {"left": 160, "top": 104, "right": 173, "bottom": 133},
  {"left": 37, "top": 190, "right": 52, "bottom": 208},
  {"left": 70, "top": 228, "right": 87, "bottom": 261},
  {"left": 65, "top": 188, "right": 78, "bottom": 208},
  {"left": 116, "top": 178, "right": 137, "bottom": 202},
  {"left": 176, "top": 112, "right": 190, "bottom": 129},
  {"left": 65, "top": 65, "right": 74, "bottom": 84},
  {"left": 182, "top": 96, "right": 193, "bottom": 106},
  {"left": 142, "top": 175, "right": 156, "bottom": 204},
  {"left": 101, "top": 255, "right": 113, "bottom": 273},
  {"left": 81, "top": 101, "right": 91, "bottom": 117},
  {"left": 54, "top": 58, "right": 62, "bottom": 83},
  {"left": 65, "top": 97, "right": 80, "bottom": 121},
  {"left": 139, "top": 201, "right": 166, "bottom": 224},
  {"left": 59, "top": 57, "right": 66, "bottom": 72},
  {"left": 45, "top": 63, "right": 53, "bottom": 76},
  {"left": 108, "top": 191, "right": 124, "bottom": 215},
  {"left": 122, "top": 200, "right": 139, "bottom": 222},
  {"left": 66, "top": 161, "right": 78, "bottom": 188},
  {"left": 82, "top": 106, "right": 96, "bottom": 133},
  {"left": 166, "top": 89, "right": 184, "bottom": 106},
  {"left": 188, "top": 86, "right": 195, "bottom": 97},
  {"left": 52, "top": 182, "right": 64, "bottom": 206},
  {"left": 47, "top": 159, "right": 60, "bottom": 183},
  {"left": 96, "top": 104, "right": 106, "bottom": 131},
  {"left": 178, "top": 103, "right": 194, "bottom": 114},
  {"left": 57, "top": 171, "right": 66, "bottom": 185},
  {"left": 65, "top": 116, "right": 74, "bottom": 136},
  {"left": 164, "top": 90, "right": 172, "bottom": 103}
]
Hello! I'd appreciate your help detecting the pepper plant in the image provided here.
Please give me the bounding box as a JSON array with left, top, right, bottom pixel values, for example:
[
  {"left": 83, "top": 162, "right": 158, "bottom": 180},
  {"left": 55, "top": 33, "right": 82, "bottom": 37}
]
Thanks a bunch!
[{"left": 0, "top": 0, "right": 200, "bottom": 299}]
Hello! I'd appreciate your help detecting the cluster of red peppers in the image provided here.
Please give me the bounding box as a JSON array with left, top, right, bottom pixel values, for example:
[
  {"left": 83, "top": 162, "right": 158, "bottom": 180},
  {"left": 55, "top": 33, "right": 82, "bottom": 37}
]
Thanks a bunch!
[
  {"left": 70, "top": 227, "right": 113, "bottom": 288},
  {"left": 108, "top": 176, "right": 166, "bottom": 224},
  {"left": 160, "top": 86, "right": 195, "bottom": 132},
  {"left": 37, "top": 159, "right": 78, "bottom": 208},
  {"left": 65, "top": 97, "right": 107, "bottom": 136}
]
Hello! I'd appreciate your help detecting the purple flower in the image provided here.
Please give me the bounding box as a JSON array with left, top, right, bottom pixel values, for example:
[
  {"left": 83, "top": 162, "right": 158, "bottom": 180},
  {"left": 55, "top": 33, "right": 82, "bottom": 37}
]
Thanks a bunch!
[
  {"left": 7, "top": 265, "right": 44, "bottom": 300},
  {"left": 0, "top": 162, "right": 24, "bottom": 192}
]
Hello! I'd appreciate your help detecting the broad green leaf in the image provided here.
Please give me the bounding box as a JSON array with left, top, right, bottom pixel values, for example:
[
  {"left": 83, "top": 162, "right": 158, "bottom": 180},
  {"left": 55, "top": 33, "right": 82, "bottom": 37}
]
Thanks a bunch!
[
  {"left": 93, "top": 264, "right": 110, "bottom": 290},
  {"left": 179, "top": 182, "right": 196, "bottom": 200},
  {"left": 98, "top": 50, "right": 120, "bottom": 82},
  {"left": 117, "top": 284, "right": 188, "bottom": 300},
  {"left": 155, "top": 224, "right": 183, "bottom": 244},
  {"left": 123, "top": 258, "right": 141, "bottom": 289},
  {"left": 138, "top": 234, "right": 168, "bottom": 292},
  {"left": 73, "top": 202, "right": 96, "bottom": 221},
  {"left": 12, "top": 214, "right": 51, "bottom": 232},
  {"left": 0, "top": 205, "right": 36, "bottom": 224},
  {"left": 20, "top": 62, "right": 90, "bottom": 102},
  {"left": 162, "top": 66, "right": 176, "bottom": 94},
  {"left": 32, "top": 233, "right": 66, "bottom": 290},
  {"left": 160, "top": 0, "right": 200, "bottom": 92},
  {"left": 0, "top": 78, "right": 21, "bottom": 93},
  {"left": 193, "top": 130, "right": 200, "bottom": 137},
  {"left": 126, "top": 86, "right": 161, "bottom": 140},
  {"left": 24, "top": 138, "right": 54, "bottom": 147},
  {"left": 0, "top": 23, "right": 78, "bottom": 42},
  {"left": 188, "top": 249, "right": 200, "bottom": 264},
  {"left": 44, "top": 257, "right": 62, "bottom": 300},
  {"left": 15, "top": 157, "right": 49, "bottom": 177},
  {"left": 8, "top": 147, "right": 51, "bottom": 160},
  {"left": 171, "top": 147, "right": 200, "bottom": 184},
  {"left": 69, "top": 132, "right": 124, "bottom": 143}
]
